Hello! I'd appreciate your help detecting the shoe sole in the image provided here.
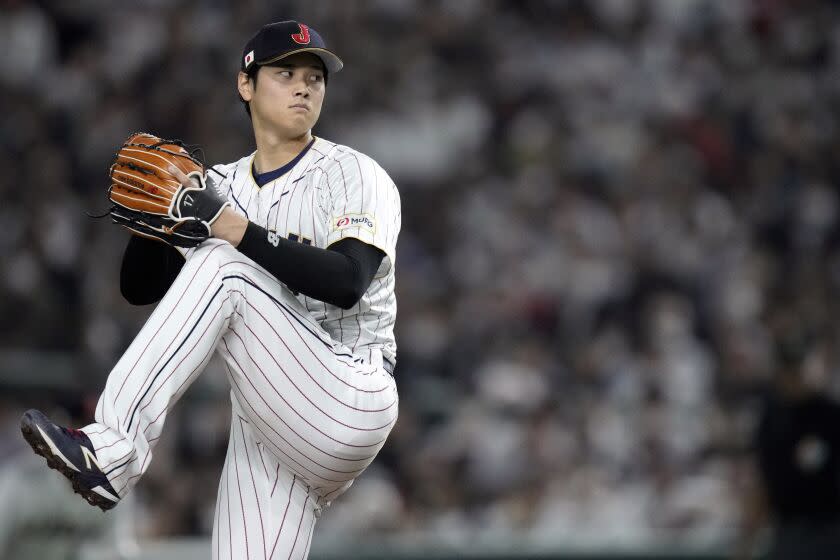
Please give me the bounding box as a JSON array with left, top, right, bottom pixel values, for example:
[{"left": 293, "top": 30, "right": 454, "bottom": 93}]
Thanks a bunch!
[{"left": 20, "top": 412, "right": 118, "bottom": 512}]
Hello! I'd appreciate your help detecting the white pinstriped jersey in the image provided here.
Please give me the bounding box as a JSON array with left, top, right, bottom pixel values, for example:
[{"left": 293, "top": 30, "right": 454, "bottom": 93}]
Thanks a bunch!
[{"left": 212, "top": 137, "right": 401, "bottom": 366}]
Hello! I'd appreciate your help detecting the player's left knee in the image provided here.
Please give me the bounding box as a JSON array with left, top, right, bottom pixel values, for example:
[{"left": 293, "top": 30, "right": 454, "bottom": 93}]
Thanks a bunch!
[{"left": 183, "top": 239, "right": 249, "bottom": 290}]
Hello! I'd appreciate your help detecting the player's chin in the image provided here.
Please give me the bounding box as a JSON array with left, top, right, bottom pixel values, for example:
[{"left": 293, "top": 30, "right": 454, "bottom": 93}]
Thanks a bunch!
[{"left": 281, "top": 117, "right": 317, "bottom": 136}]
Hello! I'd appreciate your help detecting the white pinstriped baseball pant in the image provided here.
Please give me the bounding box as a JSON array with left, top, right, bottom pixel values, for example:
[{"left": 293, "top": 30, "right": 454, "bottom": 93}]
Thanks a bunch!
[{"left": 81, "top": 239, "right": 399, "bottom": 559}]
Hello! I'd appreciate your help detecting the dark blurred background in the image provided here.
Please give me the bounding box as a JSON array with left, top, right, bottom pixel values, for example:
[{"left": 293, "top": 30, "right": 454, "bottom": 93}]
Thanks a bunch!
[{"left": 2, "top": 0, "right": 840, "bottom": 559}]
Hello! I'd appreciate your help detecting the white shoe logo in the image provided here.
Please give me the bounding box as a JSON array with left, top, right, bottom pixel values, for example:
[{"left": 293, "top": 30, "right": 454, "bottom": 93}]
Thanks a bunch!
[{"left": 81, "top": 446, "right": 102, "bottom": 470}]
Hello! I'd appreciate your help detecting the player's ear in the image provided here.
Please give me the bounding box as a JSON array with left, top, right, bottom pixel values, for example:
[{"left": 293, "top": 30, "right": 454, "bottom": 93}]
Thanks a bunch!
[{"left": 238, "top": 71, "right": 254, "bottom": 102}]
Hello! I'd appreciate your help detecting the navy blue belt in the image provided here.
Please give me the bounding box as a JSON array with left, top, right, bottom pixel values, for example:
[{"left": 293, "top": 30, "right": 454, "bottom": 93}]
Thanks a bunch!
[{"left": 383, "top": 358, "right": 395, "bottom": 376}]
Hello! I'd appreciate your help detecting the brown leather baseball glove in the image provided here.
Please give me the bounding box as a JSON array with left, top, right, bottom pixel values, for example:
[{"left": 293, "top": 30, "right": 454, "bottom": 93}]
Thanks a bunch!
[{"left": 108, "top": 132, "right": 229, "bottom": 247}]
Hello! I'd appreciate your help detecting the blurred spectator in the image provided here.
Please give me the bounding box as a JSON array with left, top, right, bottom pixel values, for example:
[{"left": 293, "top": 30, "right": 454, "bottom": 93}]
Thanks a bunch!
[{"left": 736, "top": 335, "right": 840, "bottom": 560}]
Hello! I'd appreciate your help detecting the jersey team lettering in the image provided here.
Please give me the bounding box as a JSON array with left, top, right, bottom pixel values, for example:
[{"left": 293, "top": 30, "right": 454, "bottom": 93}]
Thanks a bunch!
[{"left": 333, "top": 213, "right": 375, "bottom": 233}]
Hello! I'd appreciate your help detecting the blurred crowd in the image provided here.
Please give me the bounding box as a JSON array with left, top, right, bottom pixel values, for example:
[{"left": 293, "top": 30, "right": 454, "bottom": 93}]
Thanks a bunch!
[{"left": 2, "top": 0, "right": 840, "bottom": 548}]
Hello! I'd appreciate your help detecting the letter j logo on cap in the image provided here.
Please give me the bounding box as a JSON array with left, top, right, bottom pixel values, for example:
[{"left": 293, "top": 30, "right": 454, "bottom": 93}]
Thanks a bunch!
[{"left": 291, "top": 23, "right": 311, "bottom": 45}]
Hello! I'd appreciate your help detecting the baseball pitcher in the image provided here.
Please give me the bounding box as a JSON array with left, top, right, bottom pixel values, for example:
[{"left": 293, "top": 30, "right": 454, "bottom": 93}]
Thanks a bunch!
[{"left": 20, "top": 20, "right": 400, "bottom": 560}]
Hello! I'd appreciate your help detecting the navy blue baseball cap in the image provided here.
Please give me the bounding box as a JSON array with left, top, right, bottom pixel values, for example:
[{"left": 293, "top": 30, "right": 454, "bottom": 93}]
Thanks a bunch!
[{"left": 241, "top": 21, "right": 343, "bottom": 74}]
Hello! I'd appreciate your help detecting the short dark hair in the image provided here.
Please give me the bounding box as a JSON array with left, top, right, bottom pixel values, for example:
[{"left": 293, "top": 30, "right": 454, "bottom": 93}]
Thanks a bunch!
[{"left": 239, "top": 64, "right": 329, "bottom": 119}]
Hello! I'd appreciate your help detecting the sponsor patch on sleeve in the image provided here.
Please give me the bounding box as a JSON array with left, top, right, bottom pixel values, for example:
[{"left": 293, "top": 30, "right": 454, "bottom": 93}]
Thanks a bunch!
[{"left": 332, "top": 213, "right": 376, "bottom": 233}]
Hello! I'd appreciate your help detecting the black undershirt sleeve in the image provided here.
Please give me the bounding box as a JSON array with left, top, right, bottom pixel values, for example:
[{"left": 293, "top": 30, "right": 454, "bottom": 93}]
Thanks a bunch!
[
  {"left": 236, "top": 221, "right": 385, "bottom": 309},
  {"left": 120, "top": 223, "right": 385, "bottom": 308},
  {"left": 120, "top": 236, "right": 185, "bottom": 305}
]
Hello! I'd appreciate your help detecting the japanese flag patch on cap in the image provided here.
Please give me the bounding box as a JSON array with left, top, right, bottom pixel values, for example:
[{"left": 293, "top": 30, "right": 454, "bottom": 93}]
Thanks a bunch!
[{"left": 244, "top": 50, "right": 255, "bottom": 69}]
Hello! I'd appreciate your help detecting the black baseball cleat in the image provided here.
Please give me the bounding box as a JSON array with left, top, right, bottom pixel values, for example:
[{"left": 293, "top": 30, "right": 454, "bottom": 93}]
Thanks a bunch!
[{"left": 20, "top": 409, "right": 120, "bottom": 512}]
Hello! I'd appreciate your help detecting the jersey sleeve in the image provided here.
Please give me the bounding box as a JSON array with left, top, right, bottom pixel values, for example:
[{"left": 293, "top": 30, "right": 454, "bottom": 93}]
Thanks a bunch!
[{"left": 325, "top": 152, "right": 401, "bottom": 267}]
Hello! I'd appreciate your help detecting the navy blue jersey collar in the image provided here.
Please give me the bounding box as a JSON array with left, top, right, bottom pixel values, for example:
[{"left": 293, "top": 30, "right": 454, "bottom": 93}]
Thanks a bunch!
[{"left": 251, "top": 138, "right": 315, "bottom": 187}]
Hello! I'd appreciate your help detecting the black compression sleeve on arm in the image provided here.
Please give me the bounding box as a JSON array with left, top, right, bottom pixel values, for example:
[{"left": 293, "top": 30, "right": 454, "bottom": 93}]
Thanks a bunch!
[
  {"left": 120, "top": 235, "right": 185, "bottom": 305},
  {"left": 236, "top": 221, "right": 384, "bottom": 309}
]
